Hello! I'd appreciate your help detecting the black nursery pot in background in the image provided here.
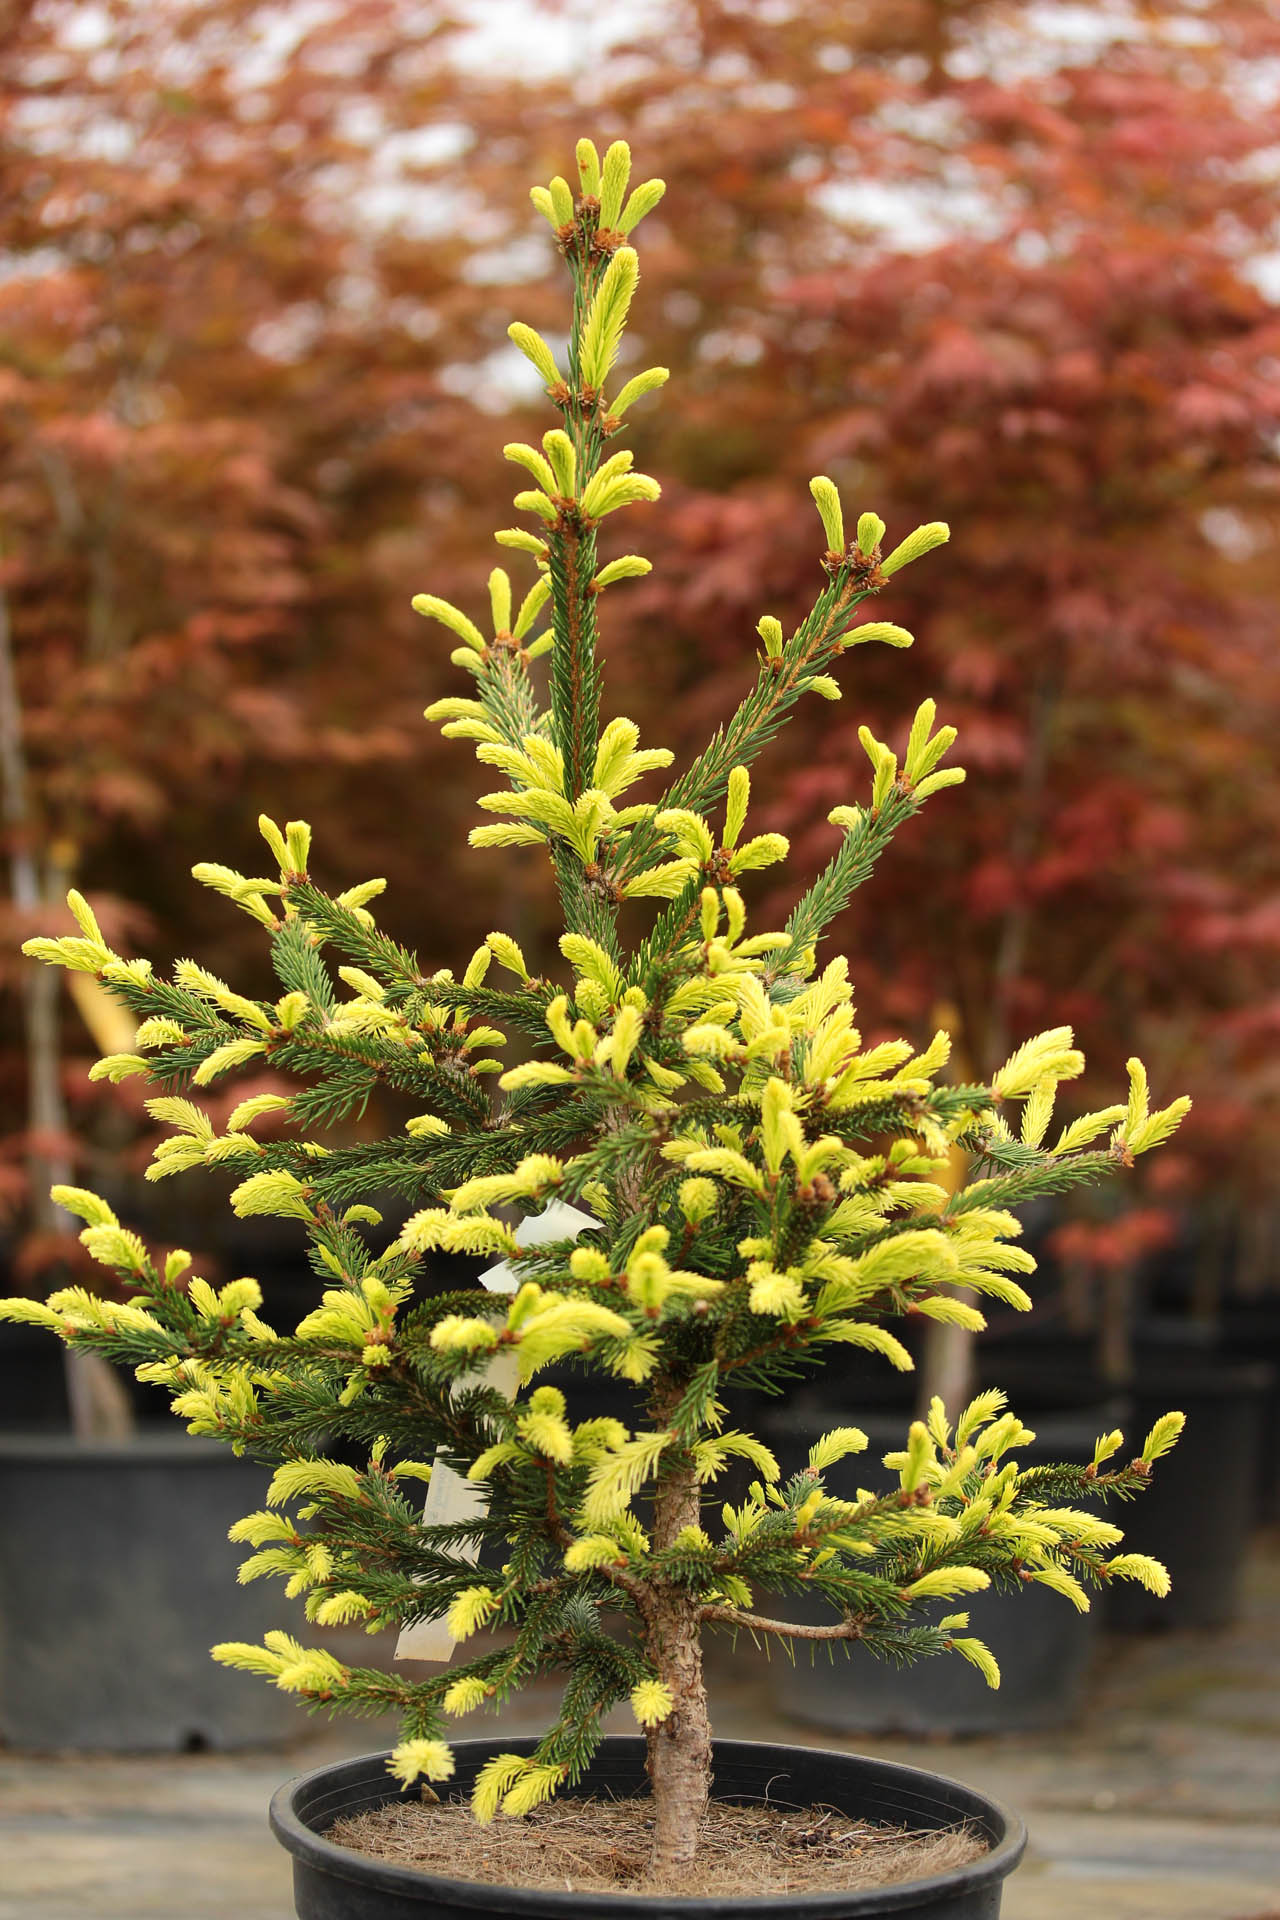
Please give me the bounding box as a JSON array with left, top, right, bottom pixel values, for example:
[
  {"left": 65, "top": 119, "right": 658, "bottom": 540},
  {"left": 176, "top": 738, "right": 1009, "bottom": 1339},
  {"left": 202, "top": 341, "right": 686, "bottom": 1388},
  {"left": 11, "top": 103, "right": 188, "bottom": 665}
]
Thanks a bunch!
[
  {"left": 0, "top": 1323, "right": 73, "bottom": 1428},
  {"left": 757, "top": 1403, "right": 1114, "bottom": 1736},
  {"left": 975, "top": 1321, "right": 1273, "bottom": 1630},
  {"left": 1218, "top": 1301, "right": 1280, "bottom": 1520},
  {"left": 0, "top": 1433, "right": 304, "bottom": 1750},
  {"left": 271, "top": 1737, "right": 1027, "bottom": 1920},
  {"left": 1104, "top": 1354, "right": 1273, "bottom": 1631}
]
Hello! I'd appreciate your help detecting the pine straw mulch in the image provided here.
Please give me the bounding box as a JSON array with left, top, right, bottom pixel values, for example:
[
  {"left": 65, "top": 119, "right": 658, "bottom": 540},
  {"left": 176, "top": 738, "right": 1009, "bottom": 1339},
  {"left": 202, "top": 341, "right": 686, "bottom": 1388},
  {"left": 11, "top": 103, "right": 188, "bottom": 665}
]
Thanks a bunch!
[{"left": 325, "top": 1791, "right": 988, "bottom": 1898}]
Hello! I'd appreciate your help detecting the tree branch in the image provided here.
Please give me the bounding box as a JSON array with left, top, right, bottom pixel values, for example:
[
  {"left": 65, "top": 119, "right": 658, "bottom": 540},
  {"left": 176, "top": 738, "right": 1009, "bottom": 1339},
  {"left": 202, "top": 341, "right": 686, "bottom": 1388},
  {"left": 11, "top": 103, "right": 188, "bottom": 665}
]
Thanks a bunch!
[{"left": 700, "top": 1602, "right": 867, "bottom": 1641}]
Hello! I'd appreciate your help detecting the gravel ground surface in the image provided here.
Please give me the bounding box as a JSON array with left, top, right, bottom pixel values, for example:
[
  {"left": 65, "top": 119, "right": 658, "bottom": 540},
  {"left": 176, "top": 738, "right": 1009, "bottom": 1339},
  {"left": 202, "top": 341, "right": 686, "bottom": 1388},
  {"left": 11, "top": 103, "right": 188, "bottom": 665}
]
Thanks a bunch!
[{"left": 3, "top": 1533, "right": 1278, "bottom": 1920}]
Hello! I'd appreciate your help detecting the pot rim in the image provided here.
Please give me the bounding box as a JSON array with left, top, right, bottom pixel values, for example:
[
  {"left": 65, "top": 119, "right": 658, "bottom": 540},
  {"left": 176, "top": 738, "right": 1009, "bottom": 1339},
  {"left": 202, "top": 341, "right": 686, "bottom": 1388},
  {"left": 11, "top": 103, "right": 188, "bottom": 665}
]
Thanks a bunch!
[
  {"left": 269, "top": 1735, "right": 1027, "bottom": 1915},
  {"left": 0, "top": 1431, "right": 233, "bottom": 1463}
]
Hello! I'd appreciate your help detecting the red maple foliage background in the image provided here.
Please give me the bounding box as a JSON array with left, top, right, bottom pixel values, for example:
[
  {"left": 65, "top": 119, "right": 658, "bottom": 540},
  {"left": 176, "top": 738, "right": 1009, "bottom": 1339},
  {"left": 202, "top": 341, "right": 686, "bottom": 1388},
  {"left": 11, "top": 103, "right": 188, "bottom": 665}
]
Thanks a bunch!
[{"left": 4, "top": 0, "right": 1280, "bottom": 1324}]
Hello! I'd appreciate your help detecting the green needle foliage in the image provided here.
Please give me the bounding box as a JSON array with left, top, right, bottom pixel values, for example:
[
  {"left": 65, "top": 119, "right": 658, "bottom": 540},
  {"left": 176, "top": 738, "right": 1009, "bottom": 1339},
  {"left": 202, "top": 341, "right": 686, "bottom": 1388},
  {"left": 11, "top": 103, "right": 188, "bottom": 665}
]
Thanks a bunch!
[{"left": 6, "top": 137, "right": 1189, "bottom": 1876}]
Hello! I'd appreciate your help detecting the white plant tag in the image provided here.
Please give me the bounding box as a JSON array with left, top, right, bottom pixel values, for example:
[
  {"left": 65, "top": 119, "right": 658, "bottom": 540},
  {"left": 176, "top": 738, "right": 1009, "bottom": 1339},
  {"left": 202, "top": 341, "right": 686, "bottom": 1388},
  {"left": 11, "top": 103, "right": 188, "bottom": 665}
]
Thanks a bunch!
[{"left": 394, "top": 1198, "right": 597, "bottom": 1661}]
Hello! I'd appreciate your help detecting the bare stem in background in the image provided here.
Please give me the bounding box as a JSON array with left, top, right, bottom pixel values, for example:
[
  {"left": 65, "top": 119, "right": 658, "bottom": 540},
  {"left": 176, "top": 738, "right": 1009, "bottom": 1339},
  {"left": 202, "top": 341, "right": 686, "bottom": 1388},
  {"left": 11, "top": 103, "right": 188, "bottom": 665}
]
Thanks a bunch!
[
  {"left": 918, "top": 1002, "right": 976, "bottom": 1413},
  {"left": 984, "top": 665, "right": 1062, "bottom": 1075},
  {"left": 0, "top": 572, "right": 132, "bottom": 1439}
]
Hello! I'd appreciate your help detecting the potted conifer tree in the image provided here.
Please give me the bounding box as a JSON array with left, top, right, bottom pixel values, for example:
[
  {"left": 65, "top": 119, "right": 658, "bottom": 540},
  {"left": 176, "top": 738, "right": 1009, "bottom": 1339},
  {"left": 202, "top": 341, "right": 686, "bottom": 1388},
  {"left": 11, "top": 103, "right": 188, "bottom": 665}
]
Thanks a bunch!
[{"left": 5, "top": 139, "right": 1189, "bottom": 1917}]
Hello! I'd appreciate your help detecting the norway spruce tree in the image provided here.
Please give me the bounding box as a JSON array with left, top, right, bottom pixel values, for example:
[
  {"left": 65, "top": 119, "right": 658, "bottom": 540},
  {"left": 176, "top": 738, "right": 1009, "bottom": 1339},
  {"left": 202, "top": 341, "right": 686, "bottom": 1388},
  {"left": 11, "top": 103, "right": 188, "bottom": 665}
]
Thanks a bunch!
[{"left": 5, "top": 140, "right": 1187, "bottom": 1879}]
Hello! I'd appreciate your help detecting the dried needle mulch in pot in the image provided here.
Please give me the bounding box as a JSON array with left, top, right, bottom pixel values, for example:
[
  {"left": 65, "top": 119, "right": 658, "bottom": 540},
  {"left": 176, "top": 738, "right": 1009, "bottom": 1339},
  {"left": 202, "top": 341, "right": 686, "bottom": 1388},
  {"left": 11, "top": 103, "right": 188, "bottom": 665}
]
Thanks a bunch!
[{"left": 326, "top": 1792, "right": 988, "bottom": 1897}]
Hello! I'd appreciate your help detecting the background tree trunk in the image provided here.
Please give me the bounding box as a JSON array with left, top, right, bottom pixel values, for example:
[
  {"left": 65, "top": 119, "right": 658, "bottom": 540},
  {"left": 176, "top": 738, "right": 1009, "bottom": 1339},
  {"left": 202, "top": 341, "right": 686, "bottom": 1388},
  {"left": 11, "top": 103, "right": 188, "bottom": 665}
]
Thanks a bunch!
[
  {"left": 918, "top": 1003, "right": 976, "bottom": 1414},
  {"left": 0, "top": 576, "right": 133, "bottom": 1440}
]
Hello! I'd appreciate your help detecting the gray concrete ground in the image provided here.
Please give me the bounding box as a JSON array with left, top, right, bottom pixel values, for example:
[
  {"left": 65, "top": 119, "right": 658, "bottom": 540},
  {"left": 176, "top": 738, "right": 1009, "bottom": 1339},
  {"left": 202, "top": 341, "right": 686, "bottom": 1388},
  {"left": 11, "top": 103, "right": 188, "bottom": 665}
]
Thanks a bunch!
[{"left": 3, "top": 1535, "right": 1278, "bottom": 1920}]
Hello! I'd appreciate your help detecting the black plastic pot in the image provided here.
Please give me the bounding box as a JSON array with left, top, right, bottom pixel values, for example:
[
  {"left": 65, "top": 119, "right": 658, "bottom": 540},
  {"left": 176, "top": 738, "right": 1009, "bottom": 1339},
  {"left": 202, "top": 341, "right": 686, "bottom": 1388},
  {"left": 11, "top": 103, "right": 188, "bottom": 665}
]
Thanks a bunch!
[
  {"left": 1219, "top": 1302, "right": 1280, "bottom": 1519},
  {"left": 1103, "top": 1355, "right": 1273, "bottom": 1630},
  {"left": 0, "top": 1432, "right": 304, "bottom": 1749},
  {"left": 270, "top": 1737, "right": 1026, "bottom": 1919},
  {"left": 758, "top": 1403, "right": 1115, "bottom": 1735},
  {"left": 0, "top": 1324, "right": 71, "bottom": 1429}
]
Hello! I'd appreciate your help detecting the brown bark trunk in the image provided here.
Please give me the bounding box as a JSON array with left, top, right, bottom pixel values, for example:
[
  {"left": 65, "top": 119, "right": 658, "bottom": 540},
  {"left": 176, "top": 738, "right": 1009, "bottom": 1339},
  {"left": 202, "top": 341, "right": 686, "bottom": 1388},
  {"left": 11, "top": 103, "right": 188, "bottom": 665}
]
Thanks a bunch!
[
  {"left": 984, "top": 668, "right": 1060, "bottom": 1076},
  {"left": 1098, "top": 1261, "right": 1135, "bottom": 1389},
  {"left": 0, "top": 578, "right": 132, "bottom": 1439},
  {"left": 643, "top": 1452, "right": 711, "bottom": 1878},
  {"left": 918, "top": 1319, "right": 975, "bottom": 1417},
  {"left": 918, "top": 1006, "right": 975, "bottom": 1414}
]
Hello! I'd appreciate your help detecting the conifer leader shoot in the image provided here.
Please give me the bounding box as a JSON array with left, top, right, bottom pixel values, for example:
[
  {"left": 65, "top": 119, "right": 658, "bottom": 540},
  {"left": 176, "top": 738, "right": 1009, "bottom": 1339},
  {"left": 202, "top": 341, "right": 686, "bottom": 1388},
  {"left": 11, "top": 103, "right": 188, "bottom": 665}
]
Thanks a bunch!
[{"left": 7, "top": 136, "right": 1188, "bottom": 1881}]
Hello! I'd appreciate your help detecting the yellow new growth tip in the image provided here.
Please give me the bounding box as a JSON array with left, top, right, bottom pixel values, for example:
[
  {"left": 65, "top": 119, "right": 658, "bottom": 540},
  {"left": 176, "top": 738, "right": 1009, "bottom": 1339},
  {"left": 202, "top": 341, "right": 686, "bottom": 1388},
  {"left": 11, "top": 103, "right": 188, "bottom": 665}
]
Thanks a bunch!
[
  {"left": 809, "top": 475, "right": 845, "bottom": 554},
  {"left": 609, "top": 366, "right": 669, "bottom": 417},
  {"left": 530, "top": 186, "right": 559, "bottom": 230},
  {"left": 389, "top": 1740, "right": 455, "bottom": 1787},
  {"left": 507, "top": 321, "right": 562, "bottom": 389},
  {"left": 630, "top": 1678, "right": 675, "bottom": 1727},
  {"left": 619, "top": 178, "right": 666, "bottom": 234},
  {"left": 598, "top": 140, "right": 631, "bottom": 230},
  {"left": 839, "top": 621, "right": 913, "bottom": 651},
  {"left": 576, "top": 138, "right": 601, "bottom": 198},
  {"left": 580, "top": 247, "right": 640, "bottom": 391},
  {"left": 881, "top": 521, "right": 950, "bottom": 575},
  {"left": 856, "top": 510, "right": 886, "bottom": 556},
  {"left": 412, "top": 594, "right": 488, "bottom": 654}
]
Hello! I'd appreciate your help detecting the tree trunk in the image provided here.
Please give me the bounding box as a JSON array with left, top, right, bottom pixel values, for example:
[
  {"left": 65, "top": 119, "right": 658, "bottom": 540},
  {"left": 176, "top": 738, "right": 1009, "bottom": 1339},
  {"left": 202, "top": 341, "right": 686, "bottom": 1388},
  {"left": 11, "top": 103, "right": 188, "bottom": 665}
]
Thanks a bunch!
[
  {"left": 1098, "top": 1261, "right": 1135, "bottom": 1389},
  {"left": 0, "top": 577, "right": 132, "bottom": 1439},
  {"left": 918, "top": 1005, "right": 976, "bottom": 1414},
  {"left": 644, "top": 1452, "right": 712, "bottom": 1878},
  {"left": 919, "top": 1317, "right": 975, "bottom": 1417},
  {"left": 983, "top": 667, "right": 1060, "bottom": 1075}
]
